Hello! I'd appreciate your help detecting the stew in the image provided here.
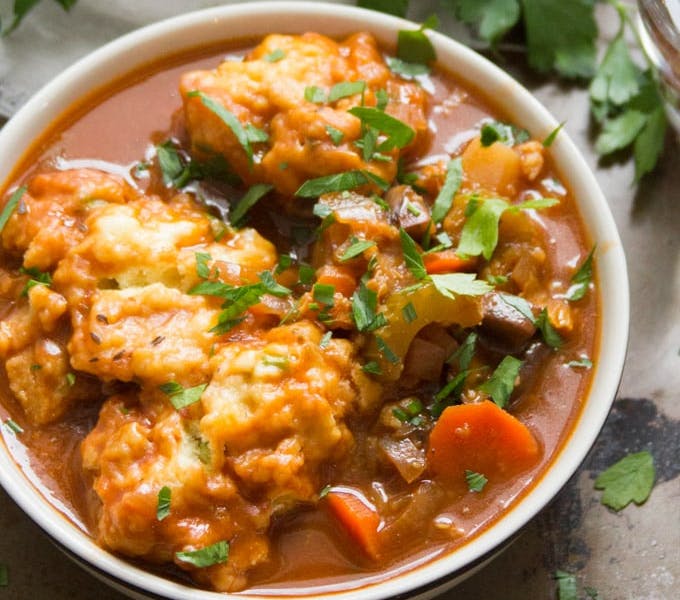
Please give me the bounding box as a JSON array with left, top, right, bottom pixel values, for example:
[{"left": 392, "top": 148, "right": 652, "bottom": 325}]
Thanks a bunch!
[{"left": 0, "top": 31, "right": 598, "bottom": 593}]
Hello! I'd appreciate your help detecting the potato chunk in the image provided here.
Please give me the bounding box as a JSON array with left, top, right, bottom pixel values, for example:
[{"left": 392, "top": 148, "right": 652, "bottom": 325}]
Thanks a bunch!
[{"left": 180, "top": 32, "right": 429, "bottom": 195}]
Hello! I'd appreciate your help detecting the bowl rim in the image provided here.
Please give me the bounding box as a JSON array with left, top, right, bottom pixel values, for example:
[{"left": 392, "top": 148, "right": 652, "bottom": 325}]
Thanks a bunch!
[{"left": 0, "top": 2, "right": 629, "bottom": 599}]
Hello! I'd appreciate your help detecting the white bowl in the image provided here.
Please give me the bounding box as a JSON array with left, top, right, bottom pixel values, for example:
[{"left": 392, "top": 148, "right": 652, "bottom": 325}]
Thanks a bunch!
[{"left": 0, "top": 2, "right": 629, "bottom": 599}]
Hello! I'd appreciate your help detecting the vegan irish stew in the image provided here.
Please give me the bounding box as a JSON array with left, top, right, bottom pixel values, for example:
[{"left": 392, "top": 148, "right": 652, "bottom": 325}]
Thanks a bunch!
[{"left": 0, "top": 30, "right": 598, "bottom": 593}]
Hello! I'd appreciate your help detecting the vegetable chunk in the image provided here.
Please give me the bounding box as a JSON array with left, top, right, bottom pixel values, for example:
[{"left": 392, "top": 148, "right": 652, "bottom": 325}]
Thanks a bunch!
[{"left": 427, "top": 401, "right": 540, "bottom": 487}]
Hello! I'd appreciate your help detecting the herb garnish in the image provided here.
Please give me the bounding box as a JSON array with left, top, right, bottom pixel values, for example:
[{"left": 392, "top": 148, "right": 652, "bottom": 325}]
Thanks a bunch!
[
  {"left": 392, "top": 398, "right": 424, "bottom": 425},
  {"left": 319, "top": 331, "right": 333, "bottom": 349},
  {"left": 555, "top": 570, "right": 578, "bottom": 600},
  {"left": 65, "top": 373, "right": 76, "bottom": 387},
  {"left": 159, "top": 382, "right": 208, "bottom": 410},
  {"left": 3, "top": 419, "right": 23, "bottom": 435},
  {"left": 312, "top": 283, "right": 335, "bottom": 307},
  {"left": 566, "top": 356, "right": 592, "bottom": 369},
  {"left": 340, "top": 237, "right": 376, "bottom": 262},
  {"left": 362, "top": 361, "right": 382, "bottom": 375},
  {"left": 401, "top": 302, "right": 417, "bottom": 324},
  {"left": 328, "top": 81, "right": 366, "bottom": 103},
  {"left": 157, "top": 486, "right": 172, "bottom": 521},
  {"left": 431, "top": 158, "right": 463, "bottom": 224},
  {"left": 195, "top": 252, "right": 212, "bottom": 279},
  {"left": 480, "top": 120, "right": 530, "bottom": 147},
  {"left": 566, "top": 246, "right": 595, "bottom": 301},
  {"left": 304, "top": 86, "right": 327, "bottom": 104},
  {"left": 543, "top": 122, "right": 565, "bottom": 147},
  {"left": 397, "top": 15, "right": 437, "bottom": 65},
  {"left": 0, "top": 186, "right": 25, "bottom": 234},
  {"left": 352, "top": 279, "right": 387, "bottom": 332},
  {"left": 326, "top": 125, "right": 345, "bottom": 145},
  {"left": 465, "top": 469, "right": 488, "bottom": 492},
  {"left": 498, "top": 293, "right": 563, "bottom": 349},
  {"left": 348, "top": 107, "right": 415, "bottom": 150},
  {"left": 176, "top": 541, "right": 230, "bottom": 568},
  {"left": 479, "top": 355, "right": 523, "bottom": 408},
  {"left": 594, "top": 450, "right": 655, "bottom": 511},
  {"left": 230, "top": 183, "right": 273, "bottom": 226},
  {"left": 19, "top": 266, "right": 52, "bottom": 296},
  {"left": 295, "top": 170, "right": 382, "bottom": 198},
  {"left": 264, "top": 48, "right": 285, "bottom": 62},
  {"left": 375, "top": 335, "right": 399, "bottom": 364}
]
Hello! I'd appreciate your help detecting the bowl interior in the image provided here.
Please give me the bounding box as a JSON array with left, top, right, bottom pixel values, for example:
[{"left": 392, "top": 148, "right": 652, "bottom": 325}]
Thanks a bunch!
[{"left": 0, "top": 3, "right": 628, "bottom": 599}]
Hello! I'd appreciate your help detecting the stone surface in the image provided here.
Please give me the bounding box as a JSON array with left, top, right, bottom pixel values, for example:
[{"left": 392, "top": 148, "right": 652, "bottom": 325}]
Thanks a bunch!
[{"left": 0, "top": 2, "right": 678, "bottom": 599}]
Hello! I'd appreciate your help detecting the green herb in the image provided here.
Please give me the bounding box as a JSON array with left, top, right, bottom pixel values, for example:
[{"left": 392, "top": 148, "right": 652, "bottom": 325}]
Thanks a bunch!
[
  {"left": 555, "top": 570, "right": 578, "bottom": 600},
  {"left": 326, "top": 125, "right": 345, "bottom": 145},
  {"left": 399, "top": 228, "right": 427, "bottom": 280},
  {"left": 480, "top": 355, "right": 523, "bottom": 408},
  {"left": 375, "top": 88, "right": 389, "bottom": 110},
  {"left": 0, "top": 563, "right": 7, "bottom": 587},
  {"left": 298, "top": 264, "right": 315, "bottom": 286},
  {"left": 448, "top": 0, "right": 520, "bottom": 44},
  {"left": 486, "top": 274, "right": 508, "bottom": 286},
  {"left": 594, "top": 450, "right": 655, "bottom": 511},
  {"left": 19, "top": 266, "right": 52, "bottom": 296},
  {"left": 4, "top": 419, "right": 23, "bottom": 435},
  {"left": 195, "top": 252, "right": 212, "bottom": 279},
  {"left": 313, "top": 283, "right": 335, "bottom": 307},
  {"left": 262, "top": 354, "right": 290, "bottom": 369},
  {"left": 340, "top": 238, "right": 375, "bottom": 261},
  {"left": 361, "top": 170, "right": 390, "bottom": 191},
  {"left": 157, "top": 486, "right": 172, "bottom": 521},
  {"left": 244, "top": 123, "right": 269, "bottom": 144},
  {"left": 543, "top": 122, "right": 565, "bottom": 147},
  {"left": 465, "top": 469, "right": 488, "bottom": 492},
  {"left": 176, "top": 541, "right": 229, "bottom": 568},
  {"left": 258, "top": 271, "right": 292, "bottom": 297},
  {"left": 402, "top": 302, "right": 417, "bottom": 324},
  {"left": 210, "top": 284, "right": 265, "bottom": 333},
  {"left": 188, "top": 90, "right": 257, "bottom": 166},
  {"left": 397, "top": 16, "right": 437, "bottom": 65},
  {"left": 535, "top": 308, "right": 563, "bottom": 349},
  {"left": 566, "top": 246, "right": 595, "bottom": 301},
  {"left": 157, "top": 141, "right": 187, "bottom": 187},
  {"left": 188, "top": 280, "right": 234, "bottom": 296},
  {"left": 430, "top": 273, "right": 492, "bottom": 299},
  {"left": 566, "top": 356, "right": 592, "bottom": 369},
  {"left": 230, "top": 183, "right": 273, "bottom": 226},
  {"left": 498, "top": 292, "right": 534, "bottom": 322},
  {"left": 4, "top": 0, "right": 77, "bottom": 35},
  {"left": 264, "top": 48, "right": 285, "bottom": 62},
  {"left": 276, "top": 255, "right": 293, "bottom": 274},
  {"left": 362, "top": 361, "right": 382, "bottom": 375},
  {"left": 319, "top": 483, "right": 333, "bottom": 499},
  {"left": 375, "top": 335, "right": 399, "bottom": 364},
  {"left": 351, "top": 280, "right": 386, "bottom": 332},
  {"left": 66, "top": 372, "right": 76, "bottom": 387},
  {"left": 159, "top": 382, "right": 208, "bottom": 410},
  {"left": 480, "top": 120, "right": 530, "bottom": 147},
  {"left": 304, "top": 86, "right": 327, "bottom": 104},
  {"left": 296, "top": 170, "right": 373, "bottom": 198},
  {"left": 393, "top": 398, "right": 423, "bottom": 425},
  {"left": 386, "top": 56, "right": 431, "bottom": 78},
  {"left": 357, "top": 0, "right": 409, "bottom": 17},
  {"left": 328, "top": 80, "right": 366, "bottom": 103},
  {"left": 431, "top": 158, "right": 463, "bottom": 224},
  {"left": 448, "top": 332, "right": 477, "bottom": 370},
  {"left": 319, "top": 331, "right": 333, "bottom": 349},
  {"left": 0, "top": 186, "right": 25, "bottom": 233},
  {"left": 348, "top": 106, "right": 415, "bottom": 150}
]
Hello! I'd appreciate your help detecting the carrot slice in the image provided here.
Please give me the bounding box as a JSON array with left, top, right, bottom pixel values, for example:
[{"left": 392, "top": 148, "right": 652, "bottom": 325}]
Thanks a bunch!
[
  {"left": 423, "top": 250, "right": 477, "bottom": 274},
  {"left": 427, "top": 401, "right": 540, "bottom": 487},
  {"left": 326, "top": 488, "right": 381, "bottom": 560},
  {"left": 315, "top": 264, "right": 357, "bottom": 298}
]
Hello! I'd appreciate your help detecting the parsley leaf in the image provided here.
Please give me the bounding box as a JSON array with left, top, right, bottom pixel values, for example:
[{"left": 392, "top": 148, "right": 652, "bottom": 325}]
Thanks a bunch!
[
  {"left": 0, "top": 186, "right": 25, "bottom": 233},
  {"left": 397, "top": 17, "right": 437, "bottom": 65},
  {"left": 19, "top": 266, "right": 52, "bottom": 296},
  {"left": 351, "top": 279, "right": 386, "bottom": 332},
  {"left": 465, "top": 469, "right": 488, "bottom": 492},
  {"left": 357, "top": 0, "right": 409, "bottom": 17},
  {"left": 521, "top": 0, "right": 597, "bottom": 79},
  {"left": 362, "top": 361, "right": 382, "bottom": 375},
  {"left": 399, "top": 228, "right": 427, "bottom": 280},
  {"left": 176, "top": 541, "right": 230, "bottom": 568},
  {"left": 386, "top": 56, "right": 431, "bottom": 78},
  {"left": 430, "top": 273, "right": 492, "bottom": 298},
  {"left": 446, "top": 0, "right": 520, "bottom": 44},
  {"left": 319, "top": 331, "right": 333, "bottom": 349},
  {"left": 566, "top": 246, "right": 595, "bottom": 301},
  {"left": 431, "top": 158, "right": 463, "bottom": 224},
  {"left": 195, "top": 252, "right": 212, "bottom": 279},
  {"left": 296, "top": 170, "right": 373, "bottom": 197},
  {"left": 340, "top": 237, "right": 376, "bottom": 261},
  {"left": 326, "top": 125, "right": 345, "bottom": 145},
  {"left": 480, "top": 355, "right": 523, "bottom": 408},
  {"left": 157, "top": 486, "right": 171, "bottom": 521},
  {"left": 159, "top": 382, "right": 208, "bottom": 410},
  {"left": 264, "top": 48, "right": 285, "bottom": 63},
  {"left": 376, "top": 335, "right": 399, "bottom": 364},
  {"left": 535, "top": 308, "right": 563, "bottom": 349},
  {"left": 258, "top": 271, "right": 291, "bottom": 297},
  {"left": 589, "top": 34, "right": 640, "bottom": 107},
  {"left": 230, "top": 183, "right": 273, "bottom": 226},
  {"left": 542, "top": 122, "right": 565, "bottom": 147},
  {"left": 594, "top": 450, "right": 655, "bottom": 511},
  {"left": 595, "top": 109, "right": 647, "bottom": 155},
  {"left": 305, "top": 86, "right": 327, "bottom": 104},
  {"left": 457, "top": 197, "right": 507, "bottom": 260},
  {"left": 348, "top": 106, "right": 415, "bottom": 149},
  {"left": 328, "top": 80, "right": 366, "bottom": 103},
  {"left": 401, "top": 301, "right": 417, "bottom": 324},
  {"left": 4, "top": 419, "right": 23, "bottom": 435},
  {"left": 566, "top": 356, "right": 592, "bottom": 369},
  {"left": 313, "top": 283, "right": 335, "bottom": 307},
  {"left": 555, "top": 570, "right": 578, "bottom": 600}
]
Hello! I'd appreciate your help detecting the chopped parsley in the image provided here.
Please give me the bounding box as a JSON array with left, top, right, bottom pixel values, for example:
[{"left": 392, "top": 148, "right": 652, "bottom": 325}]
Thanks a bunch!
[
  {"left": 401, "top": 302, "right": 417, "bottom": 324},
  {"left": 566, "top": 246, "right": 595, "bottom": 301},
  {"left": 0, "top": 186, "right": 25, "bottom": 234},
  {"left": 535, "top": 308, "right": 563, "bottom": 349},
  {"left": 465, "top": 469, "right": 488, "bottom": 492},
  {"left": 479, "top": 355, "right": 523, "bottom": 408},
  {"left": 230, "top": 183, "right": 273, "bottom": 226},
  {"left": 362, "top": 361, "right": 382, "bottom": 375},
  {"left": 159, "top": 382, "right": 208, "bottom": 410},
  {"left": 543, "top": 121, "right": 565, "bottom": 147},
  {"left": 319, "top": 483, "right": 332, "bottom": 499},
  {"left": 480, "top": 120, "right": 530, "bottom": 147},
  {"left": 194, "top": 252, "right": 212, "bottom": 279},
  {"left": 555, "top": 570, "right": 578, "bottom": 600},
  {"left": 348, "top": 106, "right": 415, "bottom": 150},
  {"left": 430, "top": 273, "right": 492, "bottom": 299},
  {"left": 304, "top": 86, "right": 326, "bottom": 104},
  {"left": 3, "top": 419, "right": 23, "bottom": 435},
  {"left": 262, "top": 354, "right": 289, "bottom": 370},
  {"left": 399, "top": 228, "right": 427, "bottom": 280},
  {"left": 594, "top": 450, "right": 655, "bottom": 511},
  {"left": 319, "top": 331, "right": 333, "bottom": 349},
  {"left": 312, "top": 283, "right": 335, "bottom": 307},
  {"left": 431, "top": 158, "right": 463, "bottom": 224},
  {"left": 386, "top": 56, "right": 430, "bottom": 79},
  {"left": 263, "top": 48, "right": 285, "bottom": 62},
  {"left": 295, "top": 170, "right": 375, "bottom": 198},
  {"left": 156, "top": 486, "right": 171, "bottom": 521},
  {"left": 375, "top": 335, "right": 399, "bottom": 364},
  {"left": 65, "top": 372, "right": 76, "bottom": 387},
  {"left": 176, "top": 540, "right": 229, "bottom": 568},
  {"left": 566, "top": 356, "right": 592, "bottom": 369},
  {"left": 326, "top": 125, "right": 345, "bottom": 145},
  {"left": 351, "top": 279, "right": 386, "bottom": 332},
  {"left": 19, "top": 266, "right": 52, "bottom": 296},
  {"left": 339, "top": 237, "right": 375, "bottom": 261},
  {"left": 328, "top": 80, "right": 366, "bottom": 103},
  {"left": 397, "top": 15, "right": 437, "bottom": 65},
  {"left": 0, "top": 564, "right": 7, "bottom": 587}
]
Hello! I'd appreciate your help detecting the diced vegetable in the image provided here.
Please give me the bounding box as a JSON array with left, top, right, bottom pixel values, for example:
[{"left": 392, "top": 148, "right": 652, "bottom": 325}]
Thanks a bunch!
[
  {"left": 325, "top": 488, "right": 381, "bottom": 559},
  {"left": 315, "top": 265, "right": 356, "bottom": 298},
  {"left": 365, "top": 284, "right": 483, "bottom": 380},
  {"left": 423, "top": 250, "right": 476, "bottom": 275},
  {"left": 461, "top": 137, "right": 521, "bottom": 197},
  {"left": 427, "top": 401, "right": 540, "bottom": 486}
]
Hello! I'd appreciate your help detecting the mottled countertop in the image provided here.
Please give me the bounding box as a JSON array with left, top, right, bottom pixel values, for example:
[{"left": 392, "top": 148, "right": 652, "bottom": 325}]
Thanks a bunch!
[{"left": 0, "top": 2, "right": 678, "bottom": 599}]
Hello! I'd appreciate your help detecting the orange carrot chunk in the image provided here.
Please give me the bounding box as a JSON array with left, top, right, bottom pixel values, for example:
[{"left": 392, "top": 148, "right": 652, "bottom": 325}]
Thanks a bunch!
[
  {"left": 423, "top": 250, "right": 477, "bottom": 274},
  {"left": 326, "top": 488, "right": 381, "bottom": 560},
  {"left": 315, "top": 264, "right": 357, "bottom": 298},
  {"left": 427, "top": 401, "right": 540, "bottom": 487}
]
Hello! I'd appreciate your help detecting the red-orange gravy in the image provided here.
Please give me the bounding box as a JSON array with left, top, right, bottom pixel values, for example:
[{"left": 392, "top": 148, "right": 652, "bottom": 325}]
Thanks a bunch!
[{"left": 0, "top": 33, "right": 597, "bottom": 593}]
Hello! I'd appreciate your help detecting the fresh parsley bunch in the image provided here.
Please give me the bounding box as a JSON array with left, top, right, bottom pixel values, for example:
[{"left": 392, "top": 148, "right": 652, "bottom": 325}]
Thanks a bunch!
[{"left": 359, "top": 0, "right": 669, "bottom": 182}]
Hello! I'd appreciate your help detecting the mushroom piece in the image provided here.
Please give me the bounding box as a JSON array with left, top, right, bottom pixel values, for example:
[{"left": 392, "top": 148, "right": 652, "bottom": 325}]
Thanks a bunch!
[
  {"left": 480, "top": 292, "right": 536, "bottom": 352},
  {"left": 385, "top": 185, "right": 432, "bottom": 238}
]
